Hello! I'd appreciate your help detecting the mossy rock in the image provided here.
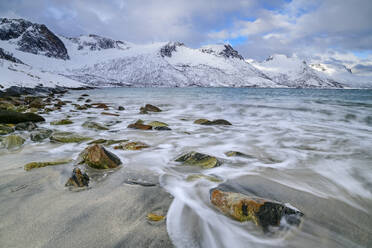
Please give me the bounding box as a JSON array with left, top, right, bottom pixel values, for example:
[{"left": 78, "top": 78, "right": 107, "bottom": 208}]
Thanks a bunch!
[
  {"left": 225, "top": 151, "right": 254, "bottom": 159},
  {"left": 0, "top": 110, "right": 45, "bottom": 124},
  {"left": 127, "top": 120, "right": 152, "bottom": 130},
  {"left": 51, "top": 119, "right": 73, "bottom": 125},
  {"left": 210, "top": 189, "right": 304, "bottom": 232},
  {"left": 186, "top": 174, "right": 222, "bottom": 183},
  {"left": 65, "top": 168, "right": 90, "bottom": 188},
  {"left": 24, "top": 159, "right": 72, "bottom": 171},
  {"left": 88, "top": 139, "right": 129, "bottom": 145},
  {"left": 0, "top": 124, "right": 14, "bottom": 135},
  {"left": 1, "top": 134, "right": 25, "bottom": 149},
  {"left": 140, "top": 104, "right": 162, "bottom": 114},
  {"left": 194, "top": 119, "right": 210, "bottom": 125},
  {"left": 50, "top": 131, "right": 91, "bottom": 143},
  {"left": 148, "top": 121, "right": 168, "bottom": 127},
  {"left": 147, "top": 213, "right": 165, "bottom": 221},
  {"left": 82, "top": 121, "right": 109, "bottom": 131},
  {"left": 78, "top": 144, "right": 122, "bottom": 169},
  {"left": 194, "top": 119, "right": 232, "bottom": 125},
  {"left": 114, "top": 141, "right": 149, "bottom": 150},
  {"left": 175, "top": 151, "right": 221, "bottom": 169}
]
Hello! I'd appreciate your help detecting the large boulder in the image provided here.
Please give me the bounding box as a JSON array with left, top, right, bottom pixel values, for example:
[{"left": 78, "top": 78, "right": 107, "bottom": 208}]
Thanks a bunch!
[
  {"left": 65, "top": 168, "right": 90, "bottom": 187},
  {"left": 0, "top": 110, "right": 45, "bottom": 124},
  {"left": 210, "top": 189, "right": 304, "bottom": 232},
  {"left": 78, "top": 144, "right": 122, "bottom": 169},
  {"left": 175, "top": 151, "right": 221, "bottom": 169}
]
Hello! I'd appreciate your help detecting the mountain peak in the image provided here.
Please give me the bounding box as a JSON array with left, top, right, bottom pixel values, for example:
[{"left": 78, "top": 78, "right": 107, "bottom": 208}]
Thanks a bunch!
[
  {"left": 200, "top": 44, "right": 244, "bottom": 60},
  {"left": 160, "top": 42, "right": 185, "bottom": 57}
]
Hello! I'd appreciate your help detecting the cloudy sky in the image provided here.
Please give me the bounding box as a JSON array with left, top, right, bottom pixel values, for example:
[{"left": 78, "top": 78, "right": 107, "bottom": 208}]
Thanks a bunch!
[{"left": 1, "top": 0, "right": 372, "bottom": 67}]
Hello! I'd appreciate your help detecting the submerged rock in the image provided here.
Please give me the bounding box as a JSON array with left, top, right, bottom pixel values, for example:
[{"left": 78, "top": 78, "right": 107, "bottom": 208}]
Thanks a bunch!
[
  {"left": 194, "top": 119, "right": 232, "bottom": 125},
  {"left": 0, "top": 124, "right": 14, "bottom": 135},
  {"left": 127, "top": 120, "right": 152, "bottom": 130},
  {"left": 93, "top": 103, "right": 108, "bottom": 109},
  {"left": 30, "top": 128, "right": 53, "bottom": 142},
  {"left": 88, "top": 139, "right": 129, "bottom": 145},
  {"left": 24, "top": 159, "right": 72, "bottom": 171},
  {"left": 1, "top": 134, "right": 25, "bottom": 149},
  {"left": 50, "top": 131, "right": 91, "bottom": 143},
  {"left": 225, "top": 151, "right": 254, "bottom": 159},
  {"left": 78, "top": 144, "right": 122, "bottom": 169},
  {"left": 210, "top": 189, "right": 304, "bottom": 232},
  {"left": 154, "top": 126, "right": 171, "bottom": 131},
  {"left": 82, "top": 121, "right": 109, "bottom": 131},
  {"left": 139, "top": 104, "right": 162, "bottom": 114},
  {"left": 175, "top": 151, "right": 221, "bottom": 169},
  {"left": 118, "top": 106, "right": 125, "bottom": 111},
  {"left": 50, "top": 119, "right": 73, "bottom": 125},
  {"left": 148, "top": 121, "right": 168, "bottom": 127},
  {"left": 101, "top": 112, "right": 119, "bottom": 116},
  {"left": 65, "top": 168, "right": 90, "bottom": 187},
  {"left": 186, "top": 174, "right": 222, "bottom": 182},
  {"left": 114, "top": 141, "right": 149, "bottom": 150},
  {"left": 0, "top": 110, "right": 45, "bottom": 124},
  {"left": 15, "top": 121, "right": 37, "bottom": 131}
]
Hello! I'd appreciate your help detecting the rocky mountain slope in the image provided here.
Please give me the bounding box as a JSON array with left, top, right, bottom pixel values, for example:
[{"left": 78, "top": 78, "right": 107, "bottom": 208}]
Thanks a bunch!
[{"left": 0, "top": 17, "right": 371, "bottom": 89}]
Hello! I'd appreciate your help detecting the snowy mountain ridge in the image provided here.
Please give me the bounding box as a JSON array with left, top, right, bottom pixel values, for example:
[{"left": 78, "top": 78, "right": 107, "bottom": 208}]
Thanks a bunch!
[{"left": 0, "top": 17, "right": 371, "bottom": 89}]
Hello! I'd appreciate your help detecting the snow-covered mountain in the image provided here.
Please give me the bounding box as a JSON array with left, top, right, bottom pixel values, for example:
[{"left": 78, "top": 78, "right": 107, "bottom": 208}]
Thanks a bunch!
[{"left": 0, "top": 18, "right": 371, "bottom": 89}]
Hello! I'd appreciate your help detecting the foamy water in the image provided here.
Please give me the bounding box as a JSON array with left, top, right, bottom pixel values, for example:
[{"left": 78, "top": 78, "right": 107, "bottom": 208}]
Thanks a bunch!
[{"left": 1, "top": 88, "right": 372, "bottom": 247}]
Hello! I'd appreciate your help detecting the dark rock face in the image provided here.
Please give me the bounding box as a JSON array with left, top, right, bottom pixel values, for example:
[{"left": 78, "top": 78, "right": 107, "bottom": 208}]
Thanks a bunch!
[
  {"left": 67, "top": 34, "right": 125, "bottom": 51},
  {"left": 0, "top": 110, "right": 45, "bottom": 124},
  {"left": 0, "top": 48, "right": 24, "bottom": 64},
  {"left": 160, "top": 42, "right": 184, "bottom": 57},
  {"left": 201, "top": 44, "right": 244, "bottom": 60},
  {"left": 0, "top": 18, "right": 69, "bottom": 60},
  {"left": 65, "top": 168, "right": 90, "bottom": 187}
]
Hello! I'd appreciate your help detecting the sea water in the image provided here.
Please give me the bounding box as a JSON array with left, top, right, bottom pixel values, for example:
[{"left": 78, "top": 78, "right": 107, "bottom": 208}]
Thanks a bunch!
[{"left": 1, "top": 88, "right": 371, "bottom": 247}]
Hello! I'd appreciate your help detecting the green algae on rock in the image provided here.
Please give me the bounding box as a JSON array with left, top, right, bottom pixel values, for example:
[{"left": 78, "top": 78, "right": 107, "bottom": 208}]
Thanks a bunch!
[
  {"left": 15, "top": 121, "right": 37, "bottom": 131},
  {"left": 50, "top": 131, "right": 91, "bottom": 143},
  {"left": 139, "top": 104, "right": 162, "bottom": 114},
  {"left": 186, "top": 174, "right": 222, "bottom": 183},
  {"left": 65, "top": 168, "right": 90, "bottom": 188},
  {"left": 175, "top": 151, "right": 221, "bottom": 169},
  {"left": 225, "top": 151, "right": 254, "bottom": 159},
  {"left": 78, "top": 144, "right": 122, "bottom": 169},
  {"left": 148, "top": 121, "right": 168, "bottom": 127},
  {"left": 50, "top": 119, "right": 73, "bottom": 125},
  {"left": 210, "top": 189, "right": 304, "bottom": 232},
  {"left": 24, "top": 159, "right": 72, "bottom": 171},
  {"left": 82, "top": 121, "right": 109, "bottom": 131}
]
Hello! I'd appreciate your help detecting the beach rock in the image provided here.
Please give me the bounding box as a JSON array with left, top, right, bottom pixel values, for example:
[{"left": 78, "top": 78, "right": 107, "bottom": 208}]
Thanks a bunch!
[
  {"left": 186, "top": 174, "right": 222, "bottom": 182},
  {"left": 78, "top": 144, "right": 122, "bottom": 169},
  {"left": 15, "top": 121, "right": 37, "bottom": 131},
  {"left": 75, "top": 104, "right": 87, "bottom": 110},
  {"left": 65, "top": 168, "right": 90, "bottom": 187},
  {"left": 194, "top": 119, "right": 232, "bottom": 125},
  {"left": 50, "top": 131, "right": 91, "bottom": 143},
  {"left": 1, "top": 134, "right": 25, "bottom": 149},
  {"left": 147, "top": 213, "right": 165, "bottom": 222},
  {"left": 85, "top": 99, "right": 92, "bottom": 103},
  {"left": 154, "top": 126, "right": 172, "bottom": 131},
  {"left": 29, "top": 98, "right": 44, "bottom": 109},
  {"left": 30, "top": 128, "right": 53, "bottom": 142},
  {"left": 0, "top": 124, "right": 14, "bottom": 135},
  {"left": 114, "top": 141, "right": 149, "bottom": 150},
  {"left": 24, "top": 159, "right": 72, "bottom": 171},
  {"left": 93, "top": 103, "right": 108, "bottom": 109},
  {"left": 82, "top": 121, "right": 109, "bottom": 131},
  {"left": 118, "top": 106, "right": 125, "bottom": 111},
  {"left": 101, "top": 112, "right": 119, "bottom": 116},
  {"left": 50, "top": 119, "right": 73, "bottom": 125},
  {"left": 127, "top": 120, "right": 153, "bottom": 130},
  {"left": 148, "top": 121, "right": 168, "bottom": 127},
  {"left": 0, "top": 101, "right": 17, "bottom": 111},
  {"left": 81, "top": 94, "right": 89, "bottom": 97},
  {"left": 0, "top": 110, "right": 45, "bottom": 124},
  {"left": 175, "top": 151, "right": 221, "bottom": 169},
  {"left": 140, "top": 104, "right": 162, "bottom": 114},
  {"left": 210, "top": 189, "right": 304, "bottom": 232},
  {"left": 88, "top": 139, "right": 129, "bottom": 145},
  {"left": 225, "top": 151, "right": 254, "bottom": 158}
]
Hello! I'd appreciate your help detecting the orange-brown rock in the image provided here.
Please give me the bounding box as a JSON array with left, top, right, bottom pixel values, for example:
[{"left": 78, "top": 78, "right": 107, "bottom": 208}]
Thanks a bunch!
[
  {"left": 101, "top": 112, "right": 119, "bottom": 116},
  {"left": 78, "top": 144, "right": 122, "bottom": 169},
  {"left": 210, "top": 189, "right": 303, "bottom": 232},
  {"left": 127, "top": 120, "right": 153, "bottom": 130}
]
